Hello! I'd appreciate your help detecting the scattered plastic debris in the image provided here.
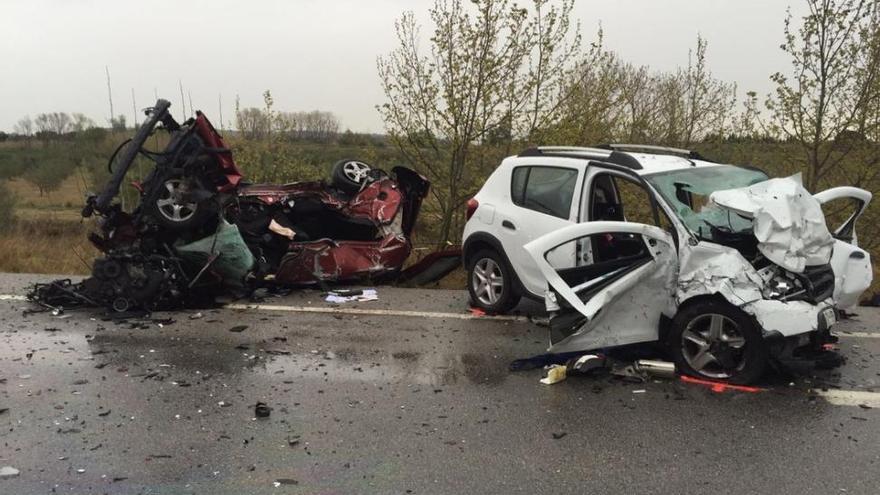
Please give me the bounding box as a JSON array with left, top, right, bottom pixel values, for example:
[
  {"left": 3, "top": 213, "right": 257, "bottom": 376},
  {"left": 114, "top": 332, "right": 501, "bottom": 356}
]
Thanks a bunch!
[
  {"left": 274, "top": 478, "right": 299, "bottom": 486},
  {"left": 255, "top": 402, "right": 271, "bottom": 418},
  {"left": 539, "top": 364, "right": 568, "bottom": 385},
  {"left": 0, "top": 466, "right": 20, "bottom": 478},
  {"left": 325, "top": 289, "right": 378, "bottom": 303},
  {"left": 566, "top": 354, "right": 607, "bottom": 375}
]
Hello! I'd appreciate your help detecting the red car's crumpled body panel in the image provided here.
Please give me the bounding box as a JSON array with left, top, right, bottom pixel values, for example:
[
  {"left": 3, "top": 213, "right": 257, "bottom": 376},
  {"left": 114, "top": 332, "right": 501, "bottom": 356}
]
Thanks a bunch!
[
  {"left": 238, "top": 179, "right": 403, "bottom": 226},
  {"left": 193, "top": 112, "right": 243, "bottom": 192},
  {"left": 238, "top": 172, "right": 427, "bottom": 285},
  {"left": 275, "top": 234, "right": 410, "bottom": 283}
]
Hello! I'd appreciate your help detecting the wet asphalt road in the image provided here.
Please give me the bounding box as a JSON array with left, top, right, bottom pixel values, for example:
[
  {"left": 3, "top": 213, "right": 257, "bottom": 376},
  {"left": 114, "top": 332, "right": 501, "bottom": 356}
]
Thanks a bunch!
[{"left": 1, "top": 273, "right": 879, "bottom": 495}]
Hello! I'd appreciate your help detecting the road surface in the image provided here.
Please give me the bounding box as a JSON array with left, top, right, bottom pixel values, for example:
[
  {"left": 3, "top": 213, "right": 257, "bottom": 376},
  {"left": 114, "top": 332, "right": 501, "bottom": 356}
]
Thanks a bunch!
[{"left": 0, "top": 273, "right": 878, "bottom": 494}]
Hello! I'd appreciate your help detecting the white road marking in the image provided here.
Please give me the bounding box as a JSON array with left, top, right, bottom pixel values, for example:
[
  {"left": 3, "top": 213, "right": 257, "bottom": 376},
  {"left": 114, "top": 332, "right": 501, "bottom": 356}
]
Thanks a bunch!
[
  {"left": 224, "top": 303, "right": 528, "bottom": 322},
  {"left": 3, "top": 292, "right": 880, "bottom": 331},
  {"left": 812, "top": 389, "right": 880, "bottom": 407},
  {"left": 833, "top": 331, "right": 880, "bottom": 339}
]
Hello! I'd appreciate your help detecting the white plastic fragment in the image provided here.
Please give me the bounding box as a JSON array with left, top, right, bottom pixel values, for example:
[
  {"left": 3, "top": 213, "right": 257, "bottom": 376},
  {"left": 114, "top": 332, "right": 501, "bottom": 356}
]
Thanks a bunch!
[
  {"left": 0, "top": 466, "right": 20, "bottom": 478},
  {"left": 539, "top": 365, "right": 567, "bottom": 385}
]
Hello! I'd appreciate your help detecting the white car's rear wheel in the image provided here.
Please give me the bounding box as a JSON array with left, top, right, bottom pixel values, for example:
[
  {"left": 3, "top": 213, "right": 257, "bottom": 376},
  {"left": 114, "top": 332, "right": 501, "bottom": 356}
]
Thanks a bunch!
[{"left": 467, "top": 249, "right": 520, "bottom": 313}]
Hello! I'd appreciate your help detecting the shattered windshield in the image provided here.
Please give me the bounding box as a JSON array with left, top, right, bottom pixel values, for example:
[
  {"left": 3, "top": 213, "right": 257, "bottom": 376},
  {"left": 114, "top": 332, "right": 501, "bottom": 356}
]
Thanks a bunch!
[{"left": 645, "top": 166, "right": 769, "bottom": 239}]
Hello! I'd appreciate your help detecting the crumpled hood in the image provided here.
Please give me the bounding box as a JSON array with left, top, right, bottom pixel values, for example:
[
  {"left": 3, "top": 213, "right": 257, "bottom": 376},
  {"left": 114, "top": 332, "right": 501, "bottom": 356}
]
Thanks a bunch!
[{"left": 709, "top": 175, "right": 833, "bottom": 273}]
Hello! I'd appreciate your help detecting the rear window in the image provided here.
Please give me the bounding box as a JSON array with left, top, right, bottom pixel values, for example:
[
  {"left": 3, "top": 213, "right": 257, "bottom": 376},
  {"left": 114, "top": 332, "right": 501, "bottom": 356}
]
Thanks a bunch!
[{"left": 511, "top": 166, "right": 578, "bottom": 219}]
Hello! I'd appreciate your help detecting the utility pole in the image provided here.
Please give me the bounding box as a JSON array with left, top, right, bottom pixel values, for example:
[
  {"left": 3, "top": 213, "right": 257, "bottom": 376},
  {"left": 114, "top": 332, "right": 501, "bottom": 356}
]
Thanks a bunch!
[
  {"left": 178, "top": 80, "right": 186, "bottom": 120},
  {"left": 188, "top": 91, "right": 194, "bottom": 116},
  {"left": 105, "top": 66, "right": 114, "bottom": 125},
  {"left": 218, "top": 94, "right": 224, "bottom": 131},
  {"left": 131, "top": 88, "right": 138, "bottom": 127}
]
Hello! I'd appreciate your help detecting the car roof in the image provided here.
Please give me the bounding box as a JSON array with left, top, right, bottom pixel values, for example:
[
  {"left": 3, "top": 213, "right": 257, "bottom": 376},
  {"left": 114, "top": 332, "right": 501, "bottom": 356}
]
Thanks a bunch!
[{"left": 512, "top": 145, "right": 727, "bottom": 176}]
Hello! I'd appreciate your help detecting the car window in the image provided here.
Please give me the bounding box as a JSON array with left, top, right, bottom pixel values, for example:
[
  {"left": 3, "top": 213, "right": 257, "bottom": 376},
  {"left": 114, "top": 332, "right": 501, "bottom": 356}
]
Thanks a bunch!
[
  {"left": 512, "top": 166, "right": 578, "bottom": 219},
  {"left": 644, "top": 166, "right": 768, "bottom": 240},
  {"left": 511, "top": 167, "right": 529, "bottom": 205},
  {"left": 589, "top": 173, "right": 672, "bottom": 230},
  {"left": 820, "top": 196, "right": 862, "bottom": 240},
  {"left": 613, "top": 176, "right": 673, "bottom": 230}
]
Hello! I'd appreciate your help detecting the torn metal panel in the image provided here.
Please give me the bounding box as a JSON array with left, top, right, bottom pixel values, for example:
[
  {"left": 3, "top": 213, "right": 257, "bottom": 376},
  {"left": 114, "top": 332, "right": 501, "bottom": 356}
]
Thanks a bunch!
[
  {"left": 743, "top": 299, "right": 827, "bottom": 337},
  {"left": 710, "top": 175, "right": 834, "bottom": 273},
  {"left": 677, "top": 242, "right": 764, "bottom": 305},
  {"left": 275, "top": 234, "right": 410, "bottom": 284}
]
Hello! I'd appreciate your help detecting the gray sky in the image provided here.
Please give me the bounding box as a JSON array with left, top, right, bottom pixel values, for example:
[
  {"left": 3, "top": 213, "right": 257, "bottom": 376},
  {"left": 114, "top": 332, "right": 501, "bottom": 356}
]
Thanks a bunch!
[{"left": 0, "top": 0, "right": 809, "bottom": 133}]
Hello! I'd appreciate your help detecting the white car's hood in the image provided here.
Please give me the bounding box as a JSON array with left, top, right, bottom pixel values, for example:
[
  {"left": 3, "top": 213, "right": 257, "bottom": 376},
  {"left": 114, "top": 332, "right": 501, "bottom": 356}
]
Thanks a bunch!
[{"left": 709, "top": 175, "right": 834, "bottom": 273}]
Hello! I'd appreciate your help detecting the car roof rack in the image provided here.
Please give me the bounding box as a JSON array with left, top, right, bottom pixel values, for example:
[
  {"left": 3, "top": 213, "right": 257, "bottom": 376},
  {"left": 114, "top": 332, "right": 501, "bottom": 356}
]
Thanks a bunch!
[
  {"left": 597, "top": 143, "right": 710, "bottom": 161},
  {"left": 517, "top": 146, "right": 643, "bottom": 170}
]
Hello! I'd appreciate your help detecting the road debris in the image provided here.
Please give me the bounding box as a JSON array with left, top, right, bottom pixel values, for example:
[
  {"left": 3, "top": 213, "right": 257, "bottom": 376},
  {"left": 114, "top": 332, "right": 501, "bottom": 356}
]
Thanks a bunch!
[
  {"left": 325, "top": 288, "right": 378, "bottom": 303},
  {"left": 539, "top": 364, "right": 568, "bottom": 385},
  {"left": 0, "top": 466, "right": 20, "bottom": 478},
  {"left": 255, "top": 402, "right": 271, "bottom": 418}
]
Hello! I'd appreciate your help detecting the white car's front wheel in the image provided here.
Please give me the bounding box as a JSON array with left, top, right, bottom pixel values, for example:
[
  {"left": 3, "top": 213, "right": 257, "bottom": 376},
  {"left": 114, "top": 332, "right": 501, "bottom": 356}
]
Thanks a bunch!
[{"left": 668, "top": 300, "right": 768, "bottom": 384}]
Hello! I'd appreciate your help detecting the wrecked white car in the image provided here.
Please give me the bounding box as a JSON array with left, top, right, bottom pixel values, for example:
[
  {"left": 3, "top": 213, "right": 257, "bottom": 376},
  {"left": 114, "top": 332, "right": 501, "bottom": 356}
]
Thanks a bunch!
[{"left": 463, "top": 144, "right": 872, "bottom": 383}]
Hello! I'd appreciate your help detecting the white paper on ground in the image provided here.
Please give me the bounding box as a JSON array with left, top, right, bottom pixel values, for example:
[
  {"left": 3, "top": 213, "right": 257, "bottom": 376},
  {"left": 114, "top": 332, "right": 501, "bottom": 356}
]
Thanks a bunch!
[{"left": 325, "top": 289, "right": 378, "bottom": 303}]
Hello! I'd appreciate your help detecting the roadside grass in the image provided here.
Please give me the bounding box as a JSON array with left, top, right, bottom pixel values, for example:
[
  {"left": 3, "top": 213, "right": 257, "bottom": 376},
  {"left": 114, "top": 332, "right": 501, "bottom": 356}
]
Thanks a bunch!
[{"left": 0, "top": 219, "right": 96, "bottom": 275}]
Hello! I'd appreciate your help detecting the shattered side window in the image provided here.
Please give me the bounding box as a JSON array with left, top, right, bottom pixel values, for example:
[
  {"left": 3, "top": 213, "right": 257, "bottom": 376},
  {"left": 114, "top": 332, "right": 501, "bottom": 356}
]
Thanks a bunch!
[{"left": 645, "top": 166, "right": 768, "bottom": 239}]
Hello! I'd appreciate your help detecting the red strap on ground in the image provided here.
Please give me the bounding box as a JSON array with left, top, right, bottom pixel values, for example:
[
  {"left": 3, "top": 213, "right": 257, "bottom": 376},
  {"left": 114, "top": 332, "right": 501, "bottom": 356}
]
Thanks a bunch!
[
  {"left": 680, "top": 375, "right": 764, "bottom": 393},
  {"left": 469, "top": 307, "right": 486, "bottom": 317}
]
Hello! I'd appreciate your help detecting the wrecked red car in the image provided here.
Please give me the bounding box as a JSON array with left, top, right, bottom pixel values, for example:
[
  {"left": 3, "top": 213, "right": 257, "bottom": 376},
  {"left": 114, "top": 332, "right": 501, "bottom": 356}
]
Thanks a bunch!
[{"left": 30, "top": 99, "right": 432, "bottom": 311}]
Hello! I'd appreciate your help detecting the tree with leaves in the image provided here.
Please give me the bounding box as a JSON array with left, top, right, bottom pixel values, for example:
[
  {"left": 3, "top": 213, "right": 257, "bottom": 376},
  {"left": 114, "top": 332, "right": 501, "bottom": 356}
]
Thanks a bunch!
[
  {"left": 377, "top": 0, "right": 579, "bottom": 243},
  {"left": 767, "top": 0, "right": 880, "bottom": 191}
]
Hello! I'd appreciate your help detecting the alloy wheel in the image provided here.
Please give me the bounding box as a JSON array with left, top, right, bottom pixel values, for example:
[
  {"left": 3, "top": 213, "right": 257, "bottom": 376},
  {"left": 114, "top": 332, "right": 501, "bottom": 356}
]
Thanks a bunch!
[
  {"left": 342, "top": 161, "right": 371, "bottom": 184},
  {"left": 472, "top": 258, "right": 504, "bottom": 306},
  {"left": 156, "top": 179, "right": 197, "bottom": 223},
  {"left": 681, "top": 313, "right": 748, "bottom": 379}
]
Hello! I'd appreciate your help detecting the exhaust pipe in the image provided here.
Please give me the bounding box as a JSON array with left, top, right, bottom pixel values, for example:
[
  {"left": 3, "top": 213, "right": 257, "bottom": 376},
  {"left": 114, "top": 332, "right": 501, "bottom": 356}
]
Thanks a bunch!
[{"left": 634, "top": 359, "right": 676, "bottom": 379}]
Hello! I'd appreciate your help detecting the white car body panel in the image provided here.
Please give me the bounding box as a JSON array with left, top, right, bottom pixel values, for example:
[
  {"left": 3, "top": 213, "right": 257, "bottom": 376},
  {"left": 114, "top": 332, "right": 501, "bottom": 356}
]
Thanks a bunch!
[
  {"left": 710, "top": 175, "right": 834, "bottom": 273},
  {"left": 463, "top": 147, "right": 874, "bottom": 354},
  {"left": 524, "top": 221, "right": 677, "bottom": 352}
]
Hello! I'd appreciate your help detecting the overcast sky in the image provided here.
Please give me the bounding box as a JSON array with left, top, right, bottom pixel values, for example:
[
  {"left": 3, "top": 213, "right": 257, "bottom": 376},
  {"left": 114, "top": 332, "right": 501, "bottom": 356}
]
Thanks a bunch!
[{"left": 0, "top": 0, "right": 810, "bottom": 133}]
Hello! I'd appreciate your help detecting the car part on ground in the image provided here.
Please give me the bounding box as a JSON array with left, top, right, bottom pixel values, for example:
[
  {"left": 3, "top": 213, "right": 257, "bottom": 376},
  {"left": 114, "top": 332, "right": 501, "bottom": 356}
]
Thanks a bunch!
[
  {"left": 28, "top": 99, "right": 457, "bottom": 313},
  {"left": 466, "top": 145, "right": 872, "bottom": 383}
]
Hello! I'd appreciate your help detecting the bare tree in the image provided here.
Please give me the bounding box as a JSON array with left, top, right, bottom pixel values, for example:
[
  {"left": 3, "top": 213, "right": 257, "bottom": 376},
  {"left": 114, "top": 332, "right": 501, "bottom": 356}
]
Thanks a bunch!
[
  {"left": 767, "top": 0, "right": 880, "bottom": 191},
  {"left": 46, "top": 112, "right": 72, "bottom": 134},
  {"left": 236, "top": 107, "right": 270, "bottom": 139},
  {"left": 13, "top": 116, "right": 33, "bottom": 137},
  {"left": 70, "top": 113, "right": 96, "bottom": 132}
]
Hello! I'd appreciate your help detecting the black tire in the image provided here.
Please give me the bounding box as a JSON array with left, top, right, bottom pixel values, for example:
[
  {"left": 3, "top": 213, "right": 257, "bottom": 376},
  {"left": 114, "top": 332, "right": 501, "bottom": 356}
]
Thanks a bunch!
[
  {"left": 466, "top": 249, "right": 520, "bottom": 313},
  {"left": 330, "top": 159, "right": 373, "bottom": 194},
  {"left": 668, "top": 300, "right": 768, "bottom": 384},
  {"left": 145, "top": 175, "right": 216, "bottom": 232}
]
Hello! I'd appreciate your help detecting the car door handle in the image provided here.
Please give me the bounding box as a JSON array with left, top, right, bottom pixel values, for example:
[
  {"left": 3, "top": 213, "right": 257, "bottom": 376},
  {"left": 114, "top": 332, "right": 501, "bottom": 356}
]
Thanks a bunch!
[{"left": 502, "top": 220, "right": 516, "bottom": 230}]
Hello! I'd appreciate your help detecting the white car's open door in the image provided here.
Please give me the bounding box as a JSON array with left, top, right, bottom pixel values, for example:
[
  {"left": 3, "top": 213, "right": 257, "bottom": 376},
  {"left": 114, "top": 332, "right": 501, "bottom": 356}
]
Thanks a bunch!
[
  {"left": 524, "top": 221, "right": 677, "bottom": 354},
  {"left": 813, "top": 187, "right": 873, "bottom": 308},
  {"left": 813, "top": 186, "right": 872, "bottom": 245}
]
